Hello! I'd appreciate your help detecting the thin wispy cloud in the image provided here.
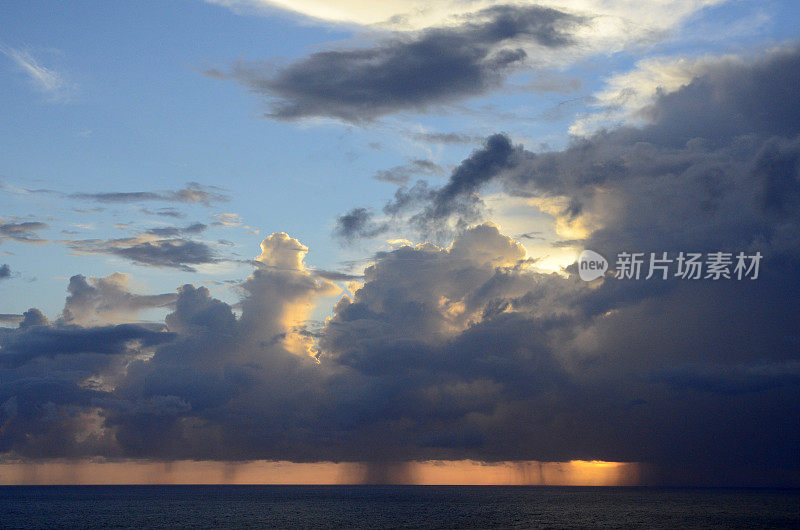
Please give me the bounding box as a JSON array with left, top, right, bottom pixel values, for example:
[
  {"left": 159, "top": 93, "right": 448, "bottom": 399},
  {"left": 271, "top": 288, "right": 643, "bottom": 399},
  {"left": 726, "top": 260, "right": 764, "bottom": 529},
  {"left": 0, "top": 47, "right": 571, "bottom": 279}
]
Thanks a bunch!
[
  {"left": 71, "top": 182, "right": 230, "bottom": 206},
  {"left": 0, "top": 221, "right": 49, "bottom": 245},
  {"left": 0, "top": 43, "right": 75, "bottom": 101}
]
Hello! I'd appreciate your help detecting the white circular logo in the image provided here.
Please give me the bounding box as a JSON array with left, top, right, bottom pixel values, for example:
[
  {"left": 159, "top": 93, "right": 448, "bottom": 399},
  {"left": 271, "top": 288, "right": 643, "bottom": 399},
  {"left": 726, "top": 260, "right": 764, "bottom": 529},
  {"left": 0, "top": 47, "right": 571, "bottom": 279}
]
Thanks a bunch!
[{"left": 578, "top": 249, "right": 608, "bottom": 281}]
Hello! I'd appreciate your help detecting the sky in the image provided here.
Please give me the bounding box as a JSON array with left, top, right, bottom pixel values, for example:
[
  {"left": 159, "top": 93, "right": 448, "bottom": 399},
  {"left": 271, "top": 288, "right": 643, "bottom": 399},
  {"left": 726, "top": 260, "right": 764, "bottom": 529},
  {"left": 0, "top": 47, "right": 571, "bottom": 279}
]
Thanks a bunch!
[{"left": 1, "top": 0, "right": 799, "bottom": 486}]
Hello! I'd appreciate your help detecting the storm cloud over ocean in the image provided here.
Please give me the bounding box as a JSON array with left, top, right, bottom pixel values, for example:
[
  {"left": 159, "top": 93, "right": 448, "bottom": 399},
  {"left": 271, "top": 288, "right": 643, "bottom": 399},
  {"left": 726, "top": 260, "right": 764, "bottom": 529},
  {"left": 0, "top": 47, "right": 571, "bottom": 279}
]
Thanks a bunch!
[
  {"left": 2, "top": 45, "right": 800, "bottom": 486},
  {"left": 1, "top": 1, "right": 799, "bottom": 488}
]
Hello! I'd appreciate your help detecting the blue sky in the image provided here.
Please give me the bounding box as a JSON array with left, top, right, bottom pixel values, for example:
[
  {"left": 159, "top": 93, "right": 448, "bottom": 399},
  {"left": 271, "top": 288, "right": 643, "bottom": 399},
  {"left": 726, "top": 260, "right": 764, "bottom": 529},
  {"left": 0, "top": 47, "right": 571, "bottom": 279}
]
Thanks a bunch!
[{"left": 1, "top": 1, "right": 800, "bottom": 485}]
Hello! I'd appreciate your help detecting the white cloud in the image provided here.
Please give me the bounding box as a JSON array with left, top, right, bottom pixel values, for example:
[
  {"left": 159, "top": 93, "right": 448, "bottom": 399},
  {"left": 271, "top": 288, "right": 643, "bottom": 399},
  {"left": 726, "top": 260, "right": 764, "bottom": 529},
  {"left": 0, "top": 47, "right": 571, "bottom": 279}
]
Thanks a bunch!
[
  {"left": 569, "top": 53, "right": 746, "bottom": 136},
  {"left": 0, "top": 44, "right": 75, "bottom": 101},
  {"left": 210, "top": 0, "right": 722, "bottom": 33},
  {"left": 213, "top": 212, "right": 244, "bottom": 226}
]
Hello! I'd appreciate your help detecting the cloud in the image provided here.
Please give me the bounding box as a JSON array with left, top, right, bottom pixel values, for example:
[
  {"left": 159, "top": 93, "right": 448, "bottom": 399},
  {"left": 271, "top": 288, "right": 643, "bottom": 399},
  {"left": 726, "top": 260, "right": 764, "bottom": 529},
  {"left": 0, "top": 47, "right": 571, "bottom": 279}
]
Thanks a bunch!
[
  {"left": 416, "top": 133, "right": 522, "bottom": 222},
  {"left": 144, "top": 223, "right": 207, "bottom": 238},
  {"left": 220, "top": 5, "right": 583, "bottom": 121},
  {"left": 0, "top": 180, "right": 56, "bottom": 196},
  {"left": 210, "top": 0, "right": 722, "bottom": 37},
  {"left": 0, "top": 322, "right": 173, "bottom": 368},
  {"left": 2, "top": 45, "right": 800, "bottom": 486},
  {"left": 490, "top": 47, "right": 800, "bottom": 256},
  {"left": 361, "top": 46, "right": 800, "bottom": 252},
  {"left": 105, "top": 240, "right": 218, "bottom": 272},
  {"left": 339, "top": 134, "right": 524, "bottom": 241},
  {"left": 210, "top": 1, "right": 729, "bottom": 122},
  {"left": 141, "top": 207, "right": 186, "bottom": 219},
  {"left": 0, "top": 44, "right": 74, "bottom": 101},
  {"left": 569, "top": 53, "right": 746, "bottom": 136},
  {"left": 373, "top": 159, "right": 444, "bottom": 185},
  {"left": 60, "top": 273, "right": 177, "bottom": 326},
  {"left": 407, "top": 132, "right": 479, "bottom": 145},
  {"left": 1, "top": 224, "right": 799, "bottom": 484},
  {"left": 19, "top": 308, "right": 49, "bottom": 328},
  {"left": 0, "top": 264, "right": 10, "bottom": 280},
  {"left": 66, "top": 235, "right": 219, "bottom": 272},
  {"left": 212, "top": 213, "right": 243, "bottom": 227},
  {"left": 0, "top": 314, "right": 23, "bottom": 327},
  {"left": 71, "top": 183, "right": 229, "bottom": 206},
  {"left": 310, "top": 269, "right": 364, "bottom": 282},
  {"left": 320, "top": 46, "right": 800, "bottom": 482},
  {"left": 333, "top": 208, "right": 389, "bottom": 241},
  {"left": 0, "top": 221, "right": 49, "bottom": 244}
]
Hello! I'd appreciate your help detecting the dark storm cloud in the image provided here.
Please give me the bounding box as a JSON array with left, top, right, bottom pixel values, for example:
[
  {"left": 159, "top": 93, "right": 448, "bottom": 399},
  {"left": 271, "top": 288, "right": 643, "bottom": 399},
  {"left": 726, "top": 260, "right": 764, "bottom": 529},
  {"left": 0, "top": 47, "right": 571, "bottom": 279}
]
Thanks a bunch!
[
  {"left": 488, "top": 47, "right": 800, "bottom": 262},
  {"left": 321, "top": 47, "right": 800, "bottom": 482},
  {"left": 71, "top": 182, "right": 229, "bottom": 206},
  {"left": 66, "top": 236, "right": 219, "bottom": 272},
  {"left": 0, "top": 322, "right": 173, "bottom": 368},
  {"left": 223, "top": 5, "right": 584, "bottom": 121},
  {"left": 0, "top": 311, "right": 174, "bottom": 458}
]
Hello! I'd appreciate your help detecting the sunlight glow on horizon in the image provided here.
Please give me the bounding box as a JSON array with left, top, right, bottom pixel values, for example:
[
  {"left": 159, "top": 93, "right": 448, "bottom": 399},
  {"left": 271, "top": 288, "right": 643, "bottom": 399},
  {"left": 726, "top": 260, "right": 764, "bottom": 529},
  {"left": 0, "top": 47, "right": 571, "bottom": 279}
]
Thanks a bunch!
[{"left": 0, "top": 459, "right": 642, "bottom": 486}]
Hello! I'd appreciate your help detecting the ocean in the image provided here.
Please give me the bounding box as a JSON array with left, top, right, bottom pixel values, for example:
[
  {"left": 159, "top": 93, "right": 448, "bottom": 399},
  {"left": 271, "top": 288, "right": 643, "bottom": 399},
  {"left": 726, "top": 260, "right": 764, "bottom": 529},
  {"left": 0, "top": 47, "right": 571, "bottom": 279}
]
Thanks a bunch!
[{"left": 1, "top": 485, "right": 798, "bottom": 528}]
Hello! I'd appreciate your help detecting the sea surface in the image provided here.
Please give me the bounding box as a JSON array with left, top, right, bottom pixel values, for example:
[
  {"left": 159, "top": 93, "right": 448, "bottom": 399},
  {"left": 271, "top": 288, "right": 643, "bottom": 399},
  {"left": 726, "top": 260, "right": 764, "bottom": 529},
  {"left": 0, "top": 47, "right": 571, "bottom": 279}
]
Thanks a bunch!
[{"left": 1, "top": 485, "right": 798, "bottom": 528}]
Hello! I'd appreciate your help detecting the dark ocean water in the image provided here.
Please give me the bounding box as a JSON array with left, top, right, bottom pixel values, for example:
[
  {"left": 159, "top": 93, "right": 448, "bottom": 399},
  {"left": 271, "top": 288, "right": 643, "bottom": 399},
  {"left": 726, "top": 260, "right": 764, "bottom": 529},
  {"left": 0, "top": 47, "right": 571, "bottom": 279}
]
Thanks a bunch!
[{"left": 0, "top": 485, "right": 798, "bottom": 529}]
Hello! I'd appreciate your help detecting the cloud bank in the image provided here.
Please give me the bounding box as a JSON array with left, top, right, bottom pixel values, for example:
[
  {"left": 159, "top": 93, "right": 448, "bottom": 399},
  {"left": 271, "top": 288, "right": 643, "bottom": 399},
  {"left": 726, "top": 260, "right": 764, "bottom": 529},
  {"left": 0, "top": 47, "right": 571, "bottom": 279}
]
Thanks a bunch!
[{"left": 2, "top": 45, "right": 800, "bottom": 486}]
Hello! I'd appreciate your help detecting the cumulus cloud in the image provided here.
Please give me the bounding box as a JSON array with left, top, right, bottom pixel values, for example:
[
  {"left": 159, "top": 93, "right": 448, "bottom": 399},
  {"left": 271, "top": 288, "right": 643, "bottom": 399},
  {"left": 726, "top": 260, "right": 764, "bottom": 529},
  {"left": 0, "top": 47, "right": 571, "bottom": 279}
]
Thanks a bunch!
[
  {"left": 219, "top": 5, "right": 584, "bottom": 121},
  {"left": 60, "top": 273, "right": 177, "bottom": 326}
]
